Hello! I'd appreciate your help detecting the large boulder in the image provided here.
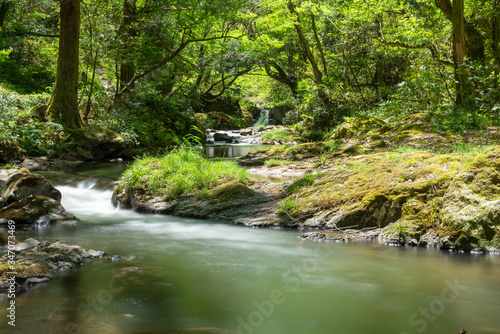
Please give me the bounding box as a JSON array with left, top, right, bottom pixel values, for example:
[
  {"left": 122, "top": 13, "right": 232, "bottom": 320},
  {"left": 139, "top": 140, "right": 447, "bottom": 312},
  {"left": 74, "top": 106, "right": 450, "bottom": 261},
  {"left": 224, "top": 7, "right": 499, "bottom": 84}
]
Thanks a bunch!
[
  {"left": 0, "top": 195, "right": 77, "bottom": 225},
  {"left": 440, "top": 147, "right": 500, "bottom": 250},
  {"left": 1, "top": 172, "right": 61, "bottom": 207},
  {"left": 0, "top": 139, "right": 26, "bottom": 163},
  {"left": 213, "top": 132, "right": 234, "bottom": 143},
  {"left": 244, "top": 106, "right": 261, "bottom": 119},
  {"left": 269, "top": 106, "right": 289, "bottom": 125},
  {"left": 332, "top": 115, "right": 388, "bottom": 140},
  {"left": 68, "top": 125, "right": 134, "bottom": 162},
  {"left": 0, "top": 168, "right": 21, "bottom": 190}
]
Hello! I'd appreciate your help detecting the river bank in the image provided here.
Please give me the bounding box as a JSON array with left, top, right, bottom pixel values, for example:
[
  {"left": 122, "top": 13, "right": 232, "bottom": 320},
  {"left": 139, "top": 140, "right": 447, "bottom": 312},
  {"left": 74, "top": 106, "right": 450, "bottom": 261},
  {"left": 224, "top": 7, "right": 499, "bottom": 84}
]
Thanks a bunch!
[
  {"left": 113, "top": 113, "right": 500, "bottom": 253},
  {"left": 0, "top": 152, "right": 499, "bottom": 334}
]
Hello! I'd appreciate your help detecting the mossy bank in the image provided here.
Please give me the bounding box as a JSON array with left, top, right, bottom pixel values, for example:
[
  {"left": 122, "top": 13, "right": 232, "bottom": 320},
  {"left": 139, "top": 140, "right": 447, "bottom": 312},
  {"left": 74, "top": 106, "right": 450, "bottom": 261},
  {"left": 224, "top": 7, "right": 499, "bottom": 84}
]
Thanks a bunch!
[{"left": 114, "top": 114, "right": 500, "bottom": 252}]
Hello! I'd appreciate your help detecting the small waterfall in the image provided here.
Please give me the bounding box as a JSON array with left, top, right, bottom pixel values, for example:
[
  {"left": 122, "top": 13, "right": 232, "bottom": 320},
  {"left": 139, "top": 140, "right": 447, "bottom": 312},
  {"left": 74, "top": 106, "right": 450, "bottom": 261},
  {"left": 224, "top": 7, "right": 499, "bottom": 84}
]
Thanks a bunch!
[{"left": 253, "top": 109, "right": 269, "bottom": 127}]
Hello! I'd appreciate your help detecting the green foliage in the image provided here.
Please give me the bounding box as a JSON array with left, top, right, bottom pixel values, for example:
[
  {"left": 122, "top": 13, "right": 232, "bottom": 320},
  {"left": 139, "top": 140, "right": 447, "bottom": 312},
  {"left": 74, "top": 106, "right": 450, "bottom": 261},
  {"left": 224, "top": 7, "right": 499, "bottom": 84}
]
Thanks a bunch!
[
  {"left": 0, "top": 91, "right": 64, "bottom": 156},
  {"left": 119, "top": 147, "right": 248, "bottom": 199},
  {"left": 288, "top": 173, "right": 321, "bottom": 194},
  {"left": 302, "top": 129, "right": 325, "bottom": 142},
  {"left": 278, "top": 198, "right": 296, "bottom": 214},
  {"left": 261, "top": 128, "right": 291, "bottom": 142}
]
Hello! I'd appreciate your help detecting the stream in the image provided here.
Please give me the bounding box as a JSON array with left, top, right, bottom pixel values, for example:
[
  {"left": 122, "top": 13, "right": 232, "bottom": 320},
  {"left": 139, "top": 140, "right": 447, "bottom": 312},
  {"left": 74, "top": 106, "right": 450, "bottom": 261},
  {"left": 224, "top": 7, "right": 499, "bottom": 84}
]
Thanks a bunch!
[{"left": 1, "top": 163, "right": 500, "bottom": 334}]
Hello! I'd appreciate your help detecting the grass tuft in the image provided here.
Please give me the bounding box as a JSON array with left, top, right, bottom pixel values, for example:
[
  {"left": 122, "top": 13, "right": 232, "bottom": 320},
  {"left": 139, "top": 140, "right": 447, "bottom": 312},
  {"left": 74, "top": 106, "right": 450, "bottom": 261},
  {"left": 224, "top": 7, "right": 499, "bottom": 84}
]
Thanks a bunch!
[{"left": 119, "top": 147, "right": 248, "bottom": 199}]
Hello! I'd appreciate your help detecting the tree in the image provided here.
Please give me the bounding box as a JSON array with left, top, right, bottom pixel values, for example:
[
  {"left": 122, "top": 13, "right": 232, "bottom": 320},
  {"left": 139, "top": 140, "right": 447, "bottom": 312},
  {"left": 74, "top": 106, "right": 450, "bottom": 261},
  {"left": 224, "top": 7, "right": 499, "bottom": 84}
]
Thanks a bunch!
[
  {"left": 46, "top": 0, "right": 83, "bottom": 131},
  {"left": 452, "top": 0, "right": 467, "bottom": 105}
]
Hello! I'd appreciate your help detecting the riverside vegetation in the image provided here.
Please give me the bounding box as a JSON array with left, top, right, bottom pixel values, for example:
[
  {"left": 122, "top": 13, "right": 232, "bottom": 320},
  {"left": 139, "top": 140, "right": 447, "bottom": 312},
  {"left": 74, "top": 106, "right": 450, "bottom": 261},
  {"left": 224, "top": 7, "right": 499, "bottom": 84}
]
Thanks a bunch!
[{"left": 114, "top": 114, "right": 500, "bottom": 253}]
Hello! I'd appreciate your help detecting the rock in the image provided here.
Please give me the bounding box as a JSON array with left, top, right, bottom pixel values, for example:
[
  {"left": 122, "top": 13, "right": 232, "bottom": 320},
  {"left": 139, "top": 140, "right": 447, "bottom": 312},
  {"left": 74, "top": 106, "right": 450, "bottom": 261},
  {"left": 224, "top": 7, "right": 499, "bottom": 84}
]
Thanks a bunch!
[
  {"left": 332, "top": 115, "right": 388, "bottom": 140},
  {"left": 244, "top": 106, "right": 261, "bottom": 119},
  {"left": 0, "top": 240, "right": 108, "bottom": 291},
  {"left": 13, "top": 238, "right": 40, "bottom": 251},
  {"left": 440, "top": 167, "right": 500, "bottom": 250},
  {"left": 269, "top": 106, "right": 289, "bottom": 125},
  {"left": 1, "top": 173, "right": 61, "bottom": 206},
  {"left": 0, "top": 168, "right": 21, "bottom": 190},
  {"left": 0, "top": 195, "right": 77, "bottom": 225},
  {"left": 213, "top": 132, "right": 234, "bottom": 143},
  {"left": 240, "top": 129, "right": 254, "bottom": 136},
  {"left": 68, "top": 125, "right": 134, "bottom": 162},
  {"left": 0, "top": 139, "right": 26, "bottom": 163}
]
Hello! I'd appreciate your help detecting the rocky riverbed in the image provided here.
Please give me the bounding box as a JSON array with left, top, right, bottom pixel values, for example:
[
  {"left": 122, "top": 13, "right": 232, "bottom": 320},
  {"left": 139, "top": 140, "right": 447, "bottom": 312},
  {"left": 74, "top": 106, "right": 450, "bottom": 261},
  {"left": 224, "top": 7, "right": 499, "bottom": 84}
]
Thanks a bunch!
[{"left": 0, "top": 237, "right": 106, "bottom": 291}]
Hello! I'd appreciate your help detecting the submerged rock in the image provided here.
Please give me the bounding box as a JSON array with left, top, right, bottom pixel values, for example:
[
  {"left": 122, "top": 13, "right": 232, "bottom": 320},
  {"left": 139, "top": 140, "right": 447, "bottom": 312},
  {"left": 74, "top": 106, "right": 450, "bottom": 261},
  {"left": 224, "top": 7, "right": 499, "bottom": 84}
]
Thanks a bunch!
[{"left": 0, "top": 240, "right": 106, "bottom": 291}]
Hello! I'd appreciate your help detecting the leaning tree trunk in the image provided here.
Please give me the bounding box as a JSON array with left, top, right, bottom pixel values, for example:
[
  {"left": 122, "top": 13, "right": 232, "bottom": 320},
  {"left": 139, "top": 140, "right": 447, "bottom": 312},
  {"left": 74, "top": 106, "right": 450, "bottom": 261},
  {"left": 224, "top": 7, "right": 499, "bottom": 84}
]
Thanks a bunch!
[
  {"left": 452, "top": 0, "right": 468, "bottom": 106},
  {"left": 47, "top": 0, "right": 83, "bottom": 131}
]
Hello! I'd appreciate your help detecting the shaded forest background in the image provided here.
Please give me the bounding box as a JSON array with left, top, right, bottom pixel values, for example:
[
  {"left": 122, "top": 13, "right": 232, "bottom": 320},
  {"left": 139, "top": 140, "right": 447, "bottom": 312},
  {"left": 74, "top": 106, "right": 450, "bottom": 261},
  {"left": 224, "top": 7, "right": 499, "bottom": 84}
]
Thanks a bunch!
[{"left": 0, "top": 0, "right": 499, "bottom": 156}]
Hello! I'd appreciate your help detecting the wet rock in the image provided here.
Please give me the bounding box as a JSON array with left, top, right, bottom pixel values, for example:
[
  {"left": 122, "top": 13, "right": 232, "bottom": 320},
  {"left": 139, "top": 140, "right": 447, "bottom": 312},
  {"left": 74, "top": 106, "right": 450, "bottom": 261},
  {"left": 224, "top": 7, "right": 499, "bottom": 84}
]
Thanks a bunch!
[
  {"left": 113, "top": 179, "right": 284, "bottom": 227},
  {"left": 1, "top": 172, "right": 61, "bottom": 206},
  {"left": 0, "top": 240, "right": 107, "bottom": 291},
  {"left": 0, "top": 195, "right": 77, "bottom": 225},
  {"left": 0, "top": 139, "right": 26, "bottom": 163},
  {"left": 213, "top": 132, "right": 234, "bottom": 143},
  {"left": 240, "top": 128, "right": 254, "bottom": 136}
]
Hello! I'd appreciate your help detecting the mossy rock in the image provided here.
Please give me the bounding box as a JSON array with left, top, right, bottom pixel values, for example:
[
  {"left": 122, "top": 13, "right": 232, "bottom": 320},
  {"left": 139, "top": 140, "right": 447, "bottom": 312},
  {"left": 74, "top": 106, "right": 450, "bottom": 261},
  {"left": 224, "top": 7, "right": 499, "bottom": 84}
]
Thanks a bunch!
[
  {"left": 208, "top": 180, "right": 255, "bottom": 202},
  {"left": 332, "top": 115, "right": 388, "bottom": 140},
  {"left": 1, "top": 172, "right": 61, "bottom": 206},
  {"left": 0, "top": 139, "right": 26, "bottom": 163},
  {"left": 69, "top": 125, "right": 134, "bottom": 161},
  {"left": 440, "top": 160, "right": 500, "bottom": 250},
  {"left": 0, "top": 195, "right": 77, "bottom": 225}
]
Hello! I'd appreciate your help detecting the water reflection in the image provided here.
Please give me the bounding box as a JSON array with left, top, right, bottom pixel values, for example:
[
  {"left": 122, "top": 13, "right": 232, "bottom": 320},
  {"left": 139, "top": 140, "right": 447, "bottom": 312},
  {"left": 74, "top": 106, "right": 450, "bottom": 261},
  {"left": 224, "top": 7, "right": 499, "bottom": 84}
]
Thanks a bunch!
[{"left": 204, "top": 145, "right": 267, "bottom": 159}]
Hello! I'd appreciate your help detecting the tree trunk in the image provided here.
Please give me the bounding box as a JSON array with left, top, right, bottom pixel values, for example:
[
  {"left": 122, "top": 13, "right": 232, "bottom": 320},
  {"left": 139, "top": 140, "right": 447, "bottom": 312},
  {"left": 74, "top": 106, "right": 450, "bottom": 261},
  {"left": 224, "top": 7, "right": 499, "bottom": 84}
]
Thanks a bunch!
[
  {"left": 452, "top": 0, "right": 467, "bottom": 105},
  {"left": 0, "top": 1, "right": 10, "bottom": 29},
  {"left": 46, "top": 0, "right": 83, "bottom": 131},
  {"left": 264, "top": 61, "right": 298, "bottom": 96},
  {"left": 119, "top": 0, "right": 137, "bottom": 93},
  {"left": 493, "top": 0, "right": 500, "bottom": 88},
  {"left": 287, "top": 0, "right": 328, "bottom": 104},
  {"left": 434, "top": 0, "right": 485, "bottom": 62}
]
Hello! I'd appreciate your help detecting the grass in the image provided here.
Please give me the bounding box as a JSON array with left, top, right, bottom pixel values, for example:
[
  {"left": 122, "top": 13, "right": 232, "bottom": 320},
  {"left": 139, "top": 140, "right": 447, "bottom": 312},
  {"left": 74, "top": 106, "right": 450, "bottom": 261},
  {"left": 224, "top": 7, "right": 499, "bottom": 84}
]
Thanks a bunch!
[
  {"left": 264, "top": 158, "right": 292, "bottom": 166},
  {"left": 278, "top": 198, "right": 296, "bottom": 214},
  {"left": 261, "top": 128, "right": 291, "bottom": 142},
  {"left": 119, "top": 147, "right": 248, "bottom": 199},
  {"left": 288, "top": 172, "right": 322, "bottom": 194}
]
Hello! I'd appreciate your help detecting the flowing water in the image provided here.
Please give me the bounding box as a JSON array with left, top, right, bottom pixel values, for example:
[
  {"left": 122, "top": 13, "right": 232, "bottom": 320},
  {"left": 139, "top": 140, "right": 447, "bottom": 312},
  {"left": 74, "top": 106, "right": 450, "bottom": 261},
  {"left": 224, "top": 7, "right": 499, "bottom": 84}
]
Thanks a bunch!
[{"left": 1, "top": 164, "right": 500, "bottom": 334}]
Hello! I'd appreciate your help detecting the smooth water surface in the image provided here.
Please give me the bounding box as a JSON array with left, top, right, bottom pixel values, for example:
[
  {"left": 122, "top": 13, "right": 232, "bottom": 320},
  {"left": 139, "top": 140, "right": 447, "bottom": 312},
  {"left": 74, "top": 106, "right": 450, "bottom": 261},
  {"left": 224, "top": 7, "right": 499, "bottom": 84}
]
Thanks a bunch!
[{"left": 0, "top": 165, "right": 499, "bottom": 334}]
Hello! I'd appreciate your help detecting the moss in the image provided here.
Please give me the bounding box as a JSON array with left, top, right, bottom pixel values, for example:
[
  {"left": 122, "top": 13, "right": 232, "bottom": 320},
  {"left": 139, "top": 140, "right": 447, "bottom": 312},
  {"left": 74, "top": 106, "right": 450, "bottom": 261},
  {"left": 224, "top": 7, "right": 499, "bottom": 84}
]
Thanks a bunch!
[
  {"left": 208, "top": 180, "right": 255, "bottom": 202},
  {"left": 0, "top": 262, "right": 51, "bottom": 280}
]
